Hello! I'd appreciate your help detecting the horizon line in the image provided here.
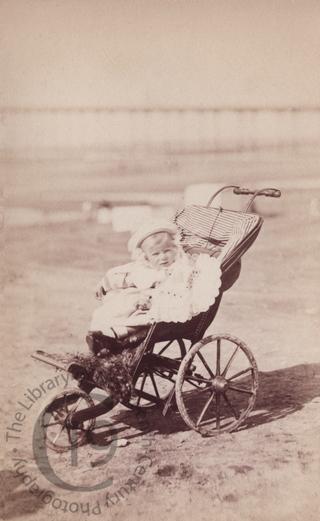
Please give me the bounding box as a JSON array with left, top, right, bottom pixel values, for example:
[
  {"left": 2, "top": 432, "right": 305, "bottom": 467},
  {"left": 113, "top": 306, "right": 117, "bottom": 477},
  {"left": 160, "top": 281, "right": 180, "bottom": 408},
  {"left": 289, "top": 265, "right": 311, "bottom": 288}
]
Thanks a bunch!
[{"left": 1, "top": 105, "right": 320, "bottom": 113}]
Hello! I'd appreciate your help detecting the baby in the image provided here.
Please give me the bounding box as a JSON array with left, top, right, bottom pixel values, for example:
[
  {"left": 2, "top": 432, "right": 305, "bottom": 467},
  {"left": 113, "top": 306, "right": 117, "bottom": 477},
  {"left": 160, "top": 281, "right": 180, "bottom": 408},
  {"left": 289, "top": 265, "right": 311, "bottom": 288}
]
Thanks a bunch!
[
  {"left": 88, "top": 222, "right": 179, "bottom": 352},
  {"left": 87, "top": 220, "right": 222, "bottom": 354}
]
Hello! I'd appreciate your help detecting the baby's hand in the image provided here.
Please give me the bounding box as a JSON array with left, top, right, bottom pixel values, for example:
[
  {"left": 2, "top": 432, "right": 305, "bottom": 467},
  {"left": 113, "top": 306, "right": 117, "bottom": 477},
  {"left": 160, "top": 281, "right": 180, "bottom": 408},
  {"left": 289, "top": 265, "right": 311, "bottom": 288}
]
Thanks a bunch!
[
  {"left": 95, "top": 284, "right": 107, "bottom": 300},
  {"left": 136, "top": 294, "right": 152, "bottom": 310},
  {"left": 95, "top": 277, "right": 110, "bottom": 300}
]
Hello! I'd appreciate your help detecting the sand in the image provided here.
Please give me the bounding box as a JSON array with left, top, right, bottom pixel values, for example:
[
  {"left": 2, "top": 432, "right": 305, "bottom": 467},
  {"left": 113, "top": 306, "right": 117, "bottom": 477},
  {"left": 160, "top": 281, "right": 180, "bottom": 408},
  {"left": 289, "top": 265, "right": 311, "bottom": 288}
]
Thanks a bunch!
[{"left": 2, "top": 150, "right": 320, "bottom": 521}]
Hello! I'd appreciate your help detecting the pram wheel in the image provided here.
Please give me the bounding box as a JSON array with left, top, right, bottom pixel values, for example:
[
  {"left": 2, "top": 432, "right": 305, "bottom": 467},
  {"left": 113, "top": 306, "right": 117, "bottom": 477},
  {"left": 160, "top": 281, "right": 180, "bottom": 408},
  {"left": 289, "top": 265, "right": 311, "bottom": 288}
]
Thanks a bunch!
[
  {"left": 40, "top": 389, "right": 96, "bottom": 452},
  {"left": 175, "top": 334, "right": 258, "bottom": 436},
  {"left": 124, "top": 339, "right": 186, "bottom": 409},
  {"left": 125, "top": 365, "right": 175, "bottom": 409}
]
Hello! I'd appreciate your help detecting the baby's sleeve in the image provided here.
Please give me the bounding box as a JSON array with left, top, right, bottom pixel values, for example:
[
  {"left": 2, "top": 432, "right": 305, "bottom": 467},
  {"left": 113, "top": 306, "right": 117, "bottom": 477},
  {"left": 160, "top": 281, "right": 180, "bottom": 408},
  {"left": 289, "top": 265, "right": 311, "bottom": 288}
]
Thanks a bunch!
[{"left": 104, "top": 262, "right": 137, "bottom": 289}]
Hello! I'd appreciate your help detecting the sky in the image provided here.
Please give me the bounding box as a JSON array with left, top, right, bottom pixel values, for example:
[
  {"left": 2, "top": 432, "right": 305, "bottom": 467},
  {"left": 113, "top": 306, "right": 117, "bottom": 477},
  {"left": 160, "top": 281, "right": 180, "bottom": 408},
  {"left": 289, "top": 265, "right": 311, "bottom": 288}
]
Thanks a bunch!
[{"left": 1, "top": 0, "right": 320, "bottom": 108}]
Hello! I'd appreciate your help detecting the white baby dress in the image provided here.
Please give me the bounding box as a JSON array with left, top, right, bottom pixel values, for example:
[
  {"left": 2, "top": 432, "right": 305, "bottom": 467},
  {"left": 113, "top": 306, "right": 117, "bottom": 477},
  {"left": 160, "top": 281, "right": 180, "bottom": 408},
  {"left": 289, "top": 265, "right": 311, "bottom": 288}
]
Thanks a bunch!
[
  {"left": 90, "top": 249, "right": 221, "bottom": 334},
  {"left": 148, "top": 251, "right": 221, "bottom": 323}
]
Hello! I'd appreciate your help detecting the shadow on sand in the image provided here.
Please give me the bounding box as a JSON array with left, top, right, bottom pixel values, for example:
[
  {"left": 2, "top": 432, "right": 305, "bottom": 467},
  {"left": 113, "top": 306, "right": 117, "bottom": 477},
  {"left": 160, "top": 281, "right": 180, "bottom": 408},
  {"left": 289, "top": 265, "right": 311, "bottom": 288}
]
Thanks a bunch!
[
  {"left": 0, "top": 470, "right": 46, "bottom": 520},
  {"left": 90, "top": 362, "right": 320, "bottom": 446}
]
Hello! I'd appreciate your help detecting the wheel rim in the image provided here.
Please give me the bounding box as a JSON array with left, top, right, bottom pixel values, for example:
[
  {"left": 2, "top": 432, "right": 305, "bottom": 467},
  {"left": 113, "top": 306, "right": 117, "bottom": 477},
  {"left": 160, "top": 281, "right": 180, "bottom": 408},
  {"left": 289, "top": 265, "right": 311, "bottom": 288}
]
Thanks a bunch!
[
  {"left": 175, "top": 335, "right": 258, "bottom": 435},
  {"left": 41, "top": 389, "right": 96, "bottom": 452}
]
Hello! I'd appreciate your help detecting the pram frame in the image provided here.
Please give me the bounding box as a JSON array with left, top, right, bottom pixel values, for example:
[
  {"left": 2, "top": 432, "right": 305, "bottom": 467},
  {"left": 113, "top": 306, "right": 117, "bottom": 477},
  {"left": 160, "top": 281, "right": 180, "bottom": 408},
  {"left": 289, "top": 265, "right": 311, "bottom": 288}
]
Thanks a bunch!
[{"left": 32, "top": 185, "right": 280, "bottom": 451}]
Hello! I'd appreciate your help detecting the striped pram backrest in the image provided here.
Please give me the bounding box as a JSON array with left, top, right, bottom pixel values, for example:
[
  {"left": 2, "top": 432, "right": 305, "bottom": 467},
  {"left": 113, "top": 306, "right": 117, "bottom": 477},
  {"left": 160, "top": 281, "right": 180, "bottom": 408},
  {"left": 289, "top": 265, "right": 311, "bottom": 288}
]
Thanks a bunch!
[{"left": 174, "top": 205, "right": 263, "bottom": 273}]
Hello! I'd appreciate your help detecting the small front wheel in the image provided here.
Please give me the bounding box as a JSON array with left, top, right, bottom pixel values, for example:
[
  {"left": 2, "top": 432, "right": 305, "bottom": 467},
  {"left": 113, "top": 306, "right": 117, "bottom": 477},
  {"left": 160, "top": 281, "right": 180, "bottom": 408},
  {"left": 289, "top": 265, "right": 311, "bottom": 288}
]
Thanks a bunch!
[
  {"left": 40, "top": 389, "right": 96, "bottom": 452},
  {"left": 175, "top": 334, "right": 258, "bottom": 436}
]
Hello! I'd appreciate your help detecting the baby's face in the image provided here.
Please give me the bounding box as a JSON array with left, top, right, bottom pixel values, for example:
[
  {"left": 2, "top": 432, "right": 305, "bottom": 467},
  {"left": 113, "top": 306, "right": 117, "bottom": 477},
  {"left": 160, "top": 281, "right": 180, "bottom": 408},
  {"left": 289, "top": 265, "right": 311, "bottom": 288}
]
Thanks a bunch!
[{"left": 141, "top": 232, "right": 177, "bottom": 269}]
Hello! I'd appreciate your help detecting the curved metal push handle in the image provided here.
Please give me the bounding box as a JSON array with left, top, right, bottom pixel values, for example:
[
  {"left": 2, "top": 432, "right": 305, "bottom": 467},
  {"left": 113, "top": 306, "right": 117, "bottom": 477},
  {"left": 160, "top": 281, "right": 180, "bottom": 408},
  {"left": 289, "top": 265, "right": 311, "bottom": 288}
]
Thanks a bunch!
[
  {"left": 206, "top": 185, "right": 281, "bottom": 211},
  {"left": 206, "top": 185, "right": 239, "bottom": 207},
  {"left": 233, "top": 187, "right": 281, "bottom": 198},
  {"left": 234, "top": 187, "right": 281, "bottom": 211}
]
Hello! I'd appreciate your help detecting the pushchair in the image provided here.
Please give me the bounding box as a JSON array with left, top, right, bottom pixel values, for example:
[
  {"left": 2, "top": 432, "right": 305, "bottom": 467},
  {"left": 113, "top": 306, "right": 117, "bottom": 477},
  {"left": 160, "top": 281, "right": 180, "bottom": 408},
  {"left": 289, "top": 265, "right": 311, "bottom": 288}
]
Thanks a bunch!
[{"left": 32, "top": 185, "right": 281, "bottom": 452}]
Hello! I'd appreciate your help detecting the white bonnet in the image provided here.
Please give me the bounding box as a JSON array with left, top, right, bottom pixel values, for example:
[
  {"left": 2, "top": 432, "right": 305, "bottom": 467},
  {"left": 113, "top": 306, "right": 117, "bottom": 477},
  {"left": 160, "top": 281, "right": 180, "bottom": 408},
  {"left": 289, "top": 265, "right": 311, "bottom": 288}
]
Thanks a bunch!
[{"left": 128, "top": 220, "right": 178, "bottom": 254}]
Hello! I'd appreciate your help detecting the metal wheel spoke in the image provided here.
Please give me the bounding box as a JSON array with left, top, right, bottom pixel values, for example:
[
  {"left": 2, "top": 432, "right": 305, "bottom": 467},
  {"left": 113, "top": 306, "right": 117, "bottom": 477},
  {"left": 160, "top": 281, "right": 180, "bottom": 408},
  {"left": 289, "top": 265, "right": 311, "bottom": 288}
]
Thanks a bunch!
[
  {"left": 155, "top": 370, "right": 175, "bottom": 383},
  {"left": 216, "top": 338, "right": 221, "bottom": 376},
  {"left": 196, "top": 392, "right": 215, "bottom": 427},
  {"left": 70, "top": 397, "right": 83, "bottom": 414},
  {"left": 149, "top": 372, "right": 160, "bottom": 399},
  {"left": 221, "top": 346, "right": 239, "bottom": 377},
  {"left": 52, "top": 424, "right": 65, "bottom": 444},
  {"left": 178, "top": 339, "right": 186, "bottom": 357},
  {"left": 228, "top": 367, "right": 253, "bottom": 382},
  {"left": 185, "top": 378, "right": 202, "bottom": 389},
  {"left": 196, "top": 385, "right": 212, "bottom": 394},
  {"left": 53, "top": 410, "right": 64, "bottom": 420},
  {"left": 185, "top": 378, "right": 211, "bottom": 390},
  {"left": 158, "top": 341, "right": 173, "bottom": 355},
  {"left": 43, "top": 420, "right": 62, "bottom": 428},
  {"left": 187, "top": 373, "right": 212, "bottom": 384},
  {"left": 64, "top": 395, "right": 69, "bottom": 413},
  {"left": 228, "top": 384, "right": 254, "bottom": 395},
  {"left": 136, "top": 372, "right": 148, "bottom": 406},
  {"left": 67, "top": 428, "right": 79, "bottom": 445},
  {"left": 222, "top": 392, "right": 239, "bottom": 419},
  {"left": 196, "top": 351, "right": 215, "bottom": 379},
  {"left": 216, "top": 393, "right": 221, "bottom": 430}
]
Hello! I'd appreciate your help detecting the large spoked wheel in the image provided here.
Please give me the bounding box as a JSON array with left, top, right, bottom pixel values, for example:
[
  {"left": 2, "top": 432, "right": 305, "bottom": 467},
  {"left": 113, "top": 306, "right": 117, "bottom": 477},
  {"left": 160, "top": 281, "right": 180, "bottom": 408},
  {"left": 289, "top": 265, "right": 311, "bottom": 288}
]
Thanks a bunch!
[
  {"left": 175, "top": 334, "right": 258, "bottom": 436},
  {"left": 123, "top": 339, "right": 186, "bottom": 410},
  {"left": 40, "top": 389, "right": 96, "bottom": 452}
]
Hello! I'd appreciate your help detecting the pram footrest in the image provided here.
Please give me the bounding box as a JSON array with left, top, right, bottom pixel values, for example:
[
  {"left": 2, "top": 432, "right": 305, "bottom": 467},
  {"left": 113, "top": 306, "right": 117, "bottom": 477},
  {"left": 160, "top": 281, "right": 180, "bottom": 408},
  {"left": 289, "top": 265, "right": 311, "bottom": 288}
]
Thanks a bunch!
[{"left": 31, "top": 350, "right": 71, "bottom": 371}]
